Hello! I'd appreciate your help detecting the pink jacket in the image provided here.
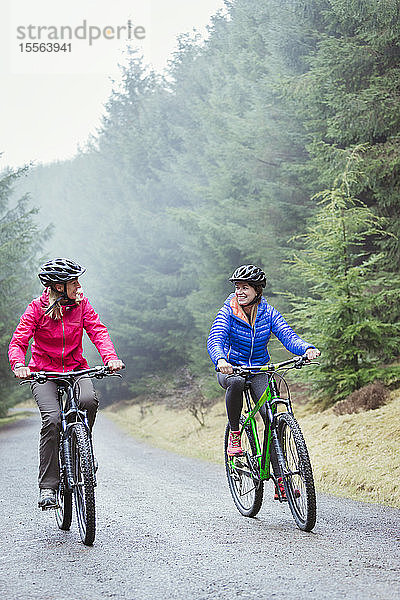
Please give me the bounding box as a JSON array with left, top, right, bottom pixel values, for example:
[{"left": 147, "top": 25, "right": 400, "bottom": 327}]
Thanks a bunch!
[{"left": 8, "top": 290, "right": 119, "bottom": 372}]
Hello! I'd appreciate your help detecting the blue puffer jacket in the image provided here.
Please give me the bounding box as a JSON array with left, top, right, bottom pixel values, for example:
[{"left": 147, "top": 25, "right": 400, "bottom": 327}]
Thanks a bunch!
[{"left": 207, "top": 294, "right": 312, "bottom": 368}]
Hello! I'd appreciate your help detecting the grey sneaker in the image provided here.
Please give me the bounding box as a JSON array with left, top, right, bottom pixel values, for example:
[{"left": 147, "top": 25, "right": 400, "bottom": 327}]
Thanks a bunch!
[{"left": 38, "top": 488, "right": 57, "bottom": 509}]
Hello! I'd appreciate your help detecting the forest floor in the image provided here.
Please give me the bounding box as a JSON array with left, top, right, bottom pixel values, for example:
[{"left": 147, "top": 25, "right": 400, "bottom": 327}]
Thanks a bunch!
[{"left": 107, "top": 388, "right": 400, "bottom": 509}]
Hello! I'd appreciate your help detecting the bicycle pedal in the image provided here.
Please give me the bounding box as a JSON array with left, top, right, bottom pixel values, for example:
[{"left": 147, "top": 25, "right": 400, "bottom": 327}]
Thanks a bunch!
[
  {"left": 39, "top": 502, "right": 60, "bottom": 511},
  {"left": 274, "top": 495, "right": 288, "bottom": 503},
  {"left": 233, "top": 454, "right": 245, "bottom": 462}
]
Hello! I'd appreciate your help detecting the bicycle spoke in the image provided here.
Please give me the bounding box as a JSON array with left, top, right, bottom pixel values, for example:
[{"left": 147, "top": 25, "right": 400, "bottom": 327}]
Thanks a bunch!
[
  {"left": 218, "top": 359, "right": 317, "bottom": 531},
  {"left": 72, "top": 424, "right": 96, "bottom": 545},
  {"left": 225, "top": 418, "right": 264, "bottom": 517},
  {"left": 278, "top": 413, "right": 316, "bottom": 531},
  {"left": 26, "top": 367, "right": 122, "bottom": 546},
  {"left": 55, "top": 441, "right": 72, "bottom": 531}
]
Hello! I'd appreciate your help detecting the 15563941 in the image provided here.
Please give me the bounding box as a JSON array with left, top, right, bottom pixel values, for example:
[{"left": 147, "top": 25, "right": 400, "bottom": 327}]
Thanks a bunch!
[{"left": 19, "top": 42, "right": 72, "bottom": 52}]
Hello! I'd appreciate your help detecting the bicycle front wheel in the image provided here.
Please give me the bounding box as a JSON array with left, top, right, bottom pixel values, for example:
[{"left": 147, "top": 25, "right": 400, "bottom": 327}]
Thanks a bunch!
[
  {"left": 277, "top": 413, "right": 316, "bottom": 532},
  {"left": 55, "top": 452, "right": 72, "bottom": 531},
  {"left": 71, "top": 424, "right": 96, "bottom": 545},
  {"left": 224, "top": 418, "right": 264, "bottom": 517}
]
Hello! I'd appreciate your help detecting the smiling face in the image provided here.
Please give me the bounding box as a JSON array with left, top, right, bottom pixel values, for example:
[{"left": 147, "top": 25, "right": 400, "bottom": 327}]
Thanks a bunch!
[
  {"left": 234, "top": 281, "right": 257, "bottom": 307},
  {"left": 66, "top": 279, "right": 81, "bottom": 300},
  {"left": 55, "top": 278, "right": 81, "bottom": 300}
]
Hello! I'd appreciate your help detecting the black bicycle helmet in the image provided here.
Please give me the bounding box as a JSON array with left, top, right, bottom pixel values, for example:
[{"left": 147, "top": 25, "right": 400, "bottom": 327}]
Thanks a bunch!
[
  {"left": 229, "top": 264, "right": 267, "bottom": 288},
  {"left": 38, "top": 258, "right": 86, "bottom": 287}
]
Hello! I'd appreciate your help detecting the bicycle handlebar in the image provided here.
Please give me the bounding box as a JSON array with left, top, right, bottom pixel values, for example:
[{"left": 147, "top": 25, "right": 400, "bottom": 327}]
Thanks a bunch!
[
  {"left": 216, "top": 353, "right": 319, "bottom": 375},
  {"left": 20, "top": 364, "right": 125, "bottom": 385}
]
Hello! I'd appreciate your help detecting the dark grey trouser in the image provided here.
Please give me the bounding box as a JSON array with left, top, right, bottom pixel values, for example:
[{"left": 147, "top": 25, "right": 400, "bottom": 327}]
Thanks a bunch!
[
  {"left": 217, "top": 372, "right": 279, "bottom": 475},
  {"left": 31, "top": 378, "right": 98, "bottom": 490}
]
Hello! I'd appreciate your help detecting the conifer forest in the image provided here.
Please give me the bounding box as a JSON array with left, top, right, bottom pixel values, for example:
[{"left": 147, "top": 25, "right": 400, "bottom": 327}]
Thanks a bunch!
[{"left": 2, "top": 0, "right": 400, "bottom": 415}]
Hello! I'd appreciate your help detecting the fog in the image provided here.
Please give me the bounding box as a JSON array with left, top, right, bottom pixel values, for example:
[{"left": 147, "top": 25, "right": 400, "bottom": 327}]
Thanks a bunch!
[{"left": 3, "top": 0, "right": 400, "bottom": 408}]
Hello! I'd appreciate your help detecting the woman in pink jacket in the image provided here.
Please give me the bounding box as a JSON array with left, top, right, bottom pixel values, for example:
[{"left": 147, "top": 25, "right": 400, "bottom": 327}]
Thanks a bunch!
[{"left": 9, "top": 258, "right": 124, "bottom": 509}]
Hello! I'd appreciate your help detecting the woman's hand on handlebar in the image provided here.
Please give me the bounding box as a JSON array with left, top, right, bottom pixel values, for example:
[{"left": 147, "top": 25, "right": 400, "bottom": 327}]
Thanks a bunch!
[
  {"left": 13, "top": 366, "right": 31, "bottom": 379},
  {"left": 217, "top": 359, "right": 234, "bottom": 374},
  {"left": 305, "top": 348, "right": 321, "bottom": 361},
  {"left": 107, "top": 359, "right": 124, "bottom": 372}
]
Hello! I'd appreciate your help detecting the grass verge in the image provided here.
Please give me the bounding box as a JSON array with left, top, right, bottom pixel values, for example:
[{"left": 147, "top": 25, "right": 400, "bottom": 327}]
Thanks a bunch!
[
  {"left": 0, "top": 410, "right": 35, "bottom": 429},
  {"left": 107, "top": 390, "right": 400, "bottom": 509}
]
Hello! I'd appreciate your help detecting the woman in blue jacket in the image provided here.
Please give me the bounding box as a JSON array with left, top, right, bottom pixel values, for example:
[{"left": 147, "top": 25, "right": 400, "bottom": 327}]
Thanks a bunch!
[{"left": 207, "top": 265, "right": 320, "bottom": 470}]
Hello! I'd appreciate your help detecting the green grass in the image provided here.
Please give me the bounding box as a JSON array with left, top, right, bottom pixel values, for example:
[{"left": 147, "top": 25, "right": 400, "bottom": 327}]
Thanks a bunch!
[
  {"left": 296, "top": 394, "right": 400, "bottom": 507},
  {"left": 0, "top": 410, "right": 35, "bottom": 429},
  {"left": 107, "top": 389, "right": 400, "bottom": 509}
]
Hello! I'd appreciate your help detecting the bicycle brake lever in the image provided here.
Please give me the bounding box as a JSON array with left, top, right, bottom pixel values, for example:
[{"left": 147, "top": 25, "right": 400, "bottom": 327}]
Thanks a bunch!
[
  {"left": 294, "top": 359, "right": 306, "bottom": 369},
  {"left": 19, "top": 372, "right": 46, "bottom": 384},
  {"left": 95, "top": 370, "right": 123, "bottom": 379},
  {"left": 295, "top": 358, "right": 320, "bottom": 369}
]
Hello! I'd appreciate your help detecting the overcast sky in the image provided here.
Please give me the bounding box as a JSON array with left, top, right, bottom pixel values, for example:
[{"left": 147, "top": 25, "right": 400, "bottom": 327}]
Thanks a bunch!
[{"left": 0, "top": 0, "right": 226, "bottom": 170}]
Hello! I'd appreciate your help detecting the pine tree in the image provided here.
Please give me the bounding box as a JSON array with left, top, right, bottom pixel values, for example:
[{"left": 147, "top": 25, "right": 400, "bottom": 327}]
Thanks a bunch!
[
  {"left": 290, "top": 0, "right": 400, "bottom": 267},
  {"left": 288, "top": 147, "right": 400, "bottom": 404},
  {"left": 0, "top": 167, "right": 48, "bottom": 416}
]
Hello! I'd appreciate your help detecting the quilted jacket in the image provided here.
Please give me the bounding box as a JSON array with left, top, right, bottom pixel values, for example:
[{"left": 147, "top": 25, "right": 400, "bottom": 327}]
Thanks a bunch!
[
  {"left": 8, "top": 289, "right": 119, "bottom": 372},
  {"left": 207, "top": 294, "right": 312, "bottom": 368}
]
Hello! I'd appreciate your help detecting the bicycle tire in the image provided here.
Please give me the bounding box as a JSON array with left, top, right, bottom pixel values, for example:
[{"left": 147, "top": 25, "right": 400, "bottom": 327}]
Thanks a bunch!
[
  {"left": 55, "top": 457, "right": 72, "bottom": 531},
  {"left": 277, "top": 413, "right": 316, "bottom": 532},
  {"left": 71, "top": 424, "right": 96, "bottom": 545},
  {"left": 224, "top": 418, "right": 264, "bottom": 517}
]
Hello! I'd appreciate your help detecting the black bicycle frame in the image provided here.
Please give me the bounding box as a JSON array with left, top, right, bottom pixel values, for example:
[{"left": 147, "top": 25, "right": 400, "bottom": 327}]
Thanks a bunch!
[{"left": 58, "top": 377, "right": 95, "bottom": 490}]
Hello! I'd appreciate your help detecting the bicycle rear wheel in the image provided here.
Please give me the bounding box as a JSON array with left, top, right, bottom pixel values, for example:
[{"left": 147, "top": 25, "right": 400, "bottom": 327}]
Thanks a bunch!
[
  {"left": 224, "top": 418, "right": 264, "bottom": 517},
  {"left": 71, "top": 423, "right": 96, "bottom": 545},
  {"left": 277, "top": 413, "right": 316, "bottom": 531}
]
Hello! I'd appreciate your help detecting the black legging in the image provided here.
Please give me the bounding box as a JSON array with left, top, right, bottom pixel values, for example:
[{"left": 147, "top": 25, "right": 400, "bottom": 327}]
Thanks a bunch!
[
  {"left": 217, "top": 371, "right": 269, "bottom": 430},
  {"left": 218, "top": 371, "right": 279, "bottom": 475}
]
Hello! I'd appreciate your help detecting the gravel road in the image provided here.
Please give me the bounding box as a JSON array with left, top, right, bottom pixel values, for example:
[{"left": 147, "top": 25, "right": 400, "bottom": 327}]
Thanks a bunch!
[{"left": 0, "top": 411, "right": 399, "bottom": 600}]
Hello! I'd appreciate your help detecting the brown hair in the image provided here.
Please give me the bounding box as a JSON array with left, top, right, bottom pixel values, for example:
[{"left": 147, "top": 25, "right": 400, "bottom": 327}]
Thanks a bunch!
[{"left": 247, "top": 288, "right": 263, "bottom": 327}]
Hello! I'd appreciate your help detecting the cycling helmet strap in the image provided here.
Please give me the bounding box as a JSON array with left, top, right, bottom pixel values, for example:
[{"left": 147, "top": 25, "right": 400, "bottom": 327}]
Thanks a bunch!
[
  {"left": 44, "top": 283, "right": 74, "bottom": 315},
  {"left": 44, "top": 296, "right": 63, "bottom": 315}
]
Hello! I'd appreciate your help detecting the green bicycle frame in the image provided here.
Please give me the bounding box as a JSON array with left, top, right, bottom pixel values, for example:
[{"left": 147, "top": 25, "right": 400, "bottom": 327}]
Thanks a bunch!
[{"left": 239, "top": 368, "right": 292, "bottom": 481}]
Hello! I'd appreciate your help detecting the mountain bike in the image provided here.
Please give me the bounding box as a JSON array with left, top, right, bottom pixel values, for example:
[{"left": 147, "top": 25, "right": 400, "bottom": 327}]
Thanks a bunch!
[
  {"left": 222, "top": 355, "right": 317, "bottom": 532},
  {"left": 22, "top": 365, "right": 123, "bottom": 545}
]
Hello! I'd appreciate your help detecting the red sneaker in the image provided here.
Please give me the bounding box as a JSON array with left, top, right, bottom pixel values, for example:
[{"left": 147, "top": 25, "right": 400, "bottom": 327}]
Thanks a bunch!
[
  {"left": 274, "top": 478, "right": 301, "bottom": 500},
  {"left": 274, "top": 477, "right": 287, "bottom": 500},
  {"left": 227, "top": 430, "right": 244, "bottom": 456}
]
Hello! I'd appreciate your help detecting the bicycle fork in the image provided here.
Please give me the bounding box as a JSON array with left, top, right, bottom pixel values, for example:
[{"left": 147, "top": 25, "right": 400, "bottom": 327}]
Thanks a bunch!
[
  {"left": 264, "top": 401, "right": 289, "bottom": 500},
  {"left": 59, "top": 388, "right": 94, "bottom": 490},
  {"left": 62, "top": 434, "right": 74, "bottom": 489}
]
